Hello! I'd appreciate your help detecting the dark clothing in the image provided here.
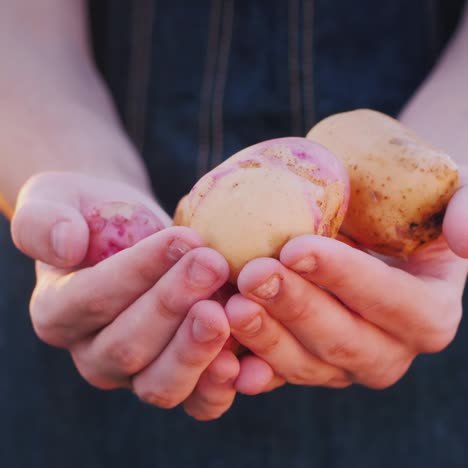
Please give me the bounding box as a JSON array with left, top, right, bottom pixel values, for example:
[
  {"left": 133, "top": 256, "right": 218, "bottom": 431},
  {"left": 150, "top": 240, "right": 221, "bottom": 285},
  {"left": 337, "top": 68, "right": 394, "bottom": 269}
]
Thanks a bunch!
[{"left": 1, "top": 1, "right": 467, "bottom": 467}]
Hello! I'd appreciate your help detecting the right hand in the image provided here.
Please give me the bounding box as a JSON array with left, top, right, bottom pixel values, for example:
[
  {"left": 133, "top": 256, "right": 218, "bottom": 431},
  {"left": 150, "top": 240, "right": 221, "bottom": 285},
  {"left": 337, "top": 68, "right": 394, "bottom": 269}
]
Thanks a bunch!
[{"left": 11, "top": 172, "right": 240, "bottom": 420}]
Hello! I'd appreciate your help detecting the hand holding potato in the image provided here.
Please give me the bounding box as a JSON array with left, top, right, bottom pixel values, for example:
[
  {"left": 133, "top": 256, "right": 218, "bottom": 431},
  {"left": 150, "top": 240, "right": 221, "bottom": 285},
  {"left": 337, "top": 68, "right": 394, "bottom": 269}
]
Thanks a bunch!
[
  {"left": 226, "top": 231, "right": 466, "bottom": 393},
  {"left": 11, "top": 172, "right": 240, "bottom": 421},
  {"left": 176, "top": 110, "right": 467, "bottom": 395}
]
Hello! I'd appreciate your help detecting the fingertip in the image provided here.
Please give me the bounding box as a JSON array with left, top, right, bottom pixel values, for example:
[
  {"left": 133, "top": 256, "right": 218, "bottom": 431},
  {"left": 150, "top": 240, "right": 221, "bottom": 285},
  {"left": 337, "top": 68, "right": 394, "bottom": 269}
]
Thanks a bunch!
[
  {"left": 279, "top": 235, "right": 370, "bottom": 276},
  {"left": 164, "top": 225, "right": 206, "bottom": 248},
  {"left": 225, "top": 294, "right": 264, "bottom": 331},
  {"left": 279, "top": 234, "right": 330, "bottom": 266},
  {"left": 191, "top": 247, "right": 231, "bottom": 283},
  {"left": 184, "top": 373, "right": 237, "bottom": 421},
  {"left": 237, "top": 257, "right": 281, "bottom": 295},
  {"left": 235, "top": 355, "right": 275, "bottom": 395},
  {"left": 206, "top": 350, "right": 240, "bottom": 384},
  {"left": 443, "top": 186, "right": 468, "bottom": 258},
  {"left": 190, "top": 300, "right": 231, "bottom": 343}
]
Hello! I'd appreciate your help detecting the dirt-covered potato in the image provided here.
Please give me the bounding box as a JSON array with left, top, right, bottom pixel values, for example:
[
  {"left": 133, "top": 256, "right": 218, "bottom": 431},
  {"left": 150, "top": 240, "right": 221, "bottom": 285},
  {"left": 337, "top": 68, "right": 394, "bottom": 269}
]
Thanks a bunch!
[
  {"left": 307, "top": 109, "right": 459, "bottom": 257},
  {"left": 174, "top": 137, "right": 350, "bottom": 282}
]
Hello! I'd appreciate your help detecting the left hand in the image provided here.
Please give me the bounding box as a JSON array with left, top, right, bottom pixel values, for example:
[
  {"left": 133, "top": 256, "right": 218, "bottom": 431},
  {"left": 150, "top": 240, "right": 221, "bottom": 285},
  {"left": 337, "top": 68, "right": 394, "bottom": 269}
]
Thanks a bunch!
[{"left": 225, "top": 177, "right": 468, "bottom": 394}]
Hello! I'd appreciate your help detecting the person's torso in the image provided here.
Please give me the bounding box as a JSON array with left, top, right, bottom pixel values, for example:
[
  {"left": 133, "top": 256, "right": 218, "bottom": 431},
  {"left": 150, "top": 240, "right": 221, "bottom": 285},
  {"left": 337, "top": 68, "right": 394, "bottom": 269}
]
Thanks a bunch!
[{"left": 89, "top": 0, "right": 464, "bottom": 213}]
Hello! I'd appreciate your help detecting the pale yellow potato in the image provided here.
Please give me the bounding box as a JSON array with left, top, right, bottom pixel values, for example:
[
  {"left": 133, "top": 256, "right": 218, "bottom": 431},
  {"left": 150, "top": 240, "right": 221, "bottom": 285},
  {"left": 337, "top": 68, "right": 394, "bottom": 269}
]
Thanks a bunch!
[
  {"left": 307, "top": 109, "right": 459, "bottom": 257},
  {"left": 174, "top": 137, "right": 349, "bottom": 282}
]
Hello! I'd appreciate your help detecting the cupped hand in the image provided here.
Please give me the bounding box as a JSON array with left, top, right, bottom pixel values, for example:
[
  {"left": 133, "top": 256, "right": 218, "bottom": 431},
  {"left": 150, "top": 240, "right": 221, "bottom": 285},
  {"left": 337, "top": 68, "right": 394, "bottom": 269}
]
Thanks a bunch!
[
  {"left": 11, "top": 172, "right": 240, "bottom": 420},
  {"left": 226, "top": 171, "right": 468, "bottom": 394}
]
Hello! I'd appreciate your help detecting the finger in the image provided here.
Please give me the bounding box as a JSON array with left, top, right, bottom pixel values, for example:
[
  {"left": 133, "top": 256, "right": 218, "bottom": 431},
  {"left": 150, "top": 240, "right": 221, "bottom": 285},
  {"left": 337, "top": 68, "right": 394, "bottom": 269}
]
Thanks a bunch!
[
  {"left": 31, "top": 227, "right": 204, "bottom": 347},
  {"left": 204, "top": 350, "right": 241, "bottom": 384},
  {"left": 235, "top": 355, "right": 285, "bottom": 395},
  {"left": 226, "top": 294, "right": 346, "bottom": 386},
  {"left": 279, "top": 235, "right": 459, "bottom": 352},
  {"left": 183, "top": 351, "right": 239, "bottom": 421},
  {"left": 131, "top": 301, "right": 230, "bottom": 408},
  {"left": 12, "top": 196, "right": 89, "bottom": 267},
  {"left": 238, "top": 258, "right": 412, "bottom": 388},
  {"left": 444, "top": 184, "right": 468, "bottom": 258},
  {"left": 11, "top": 172, "right": 171, "bottom": 268},
  {"left": 70, "top": 248, "right": 229, "bottom": 384}
]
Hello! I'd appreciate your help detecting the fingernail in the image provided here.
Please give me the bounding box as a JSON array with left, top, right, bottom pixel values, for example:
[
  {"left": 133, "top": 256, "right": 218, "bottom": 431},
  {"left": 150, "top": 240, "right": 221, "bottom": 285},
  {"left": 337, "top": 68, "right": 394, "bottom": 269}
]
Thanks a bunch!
[
  {"left": 51, "top": 221, "right": 70, "bottom": 260},
  {"left": 167, "top": 238, "right": 192, "bottom": 262},
  {"left": 240, "top": 315, "right": 262, "bottom": 335},
  {"left": 290, "top": 256, "right": 317, "bottom": 274},
  {"left": 251, "top": 274, "right": 281, "bottom": 300},
  {"left": 192, "top": 318, "right": 220, "bottom": 343},
  {"left": 188, "top": 259, "right": 219, "bottom": 288}
]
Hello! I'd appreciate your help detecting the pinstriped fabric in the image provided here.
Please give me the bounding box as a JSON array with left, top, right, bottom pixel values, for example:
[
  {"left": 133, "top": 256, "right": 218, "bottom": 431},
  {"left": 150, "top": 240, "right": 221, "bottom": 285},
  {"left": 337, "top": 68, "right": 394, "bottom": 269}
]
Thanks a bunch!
[
  {"left": 289, "top": 0, "right": 316, "bottom": 136},
  {"left": 302, "top": 0, "right": 315, "bottom": 132},
  {"left": 211, "top": 0, "right": 235, "bottom": 168},
  {"left": 198, "top": 0, "right": 235, "bottom": 175},
  {"left": 288, "top": 0, "right": 303, "bottom": 137},
  {"left": 198, "top": 0, "right": 223, "bottom": 178},
  {"left": 125, "top": 0, "right": 156, "bottom": 153}
]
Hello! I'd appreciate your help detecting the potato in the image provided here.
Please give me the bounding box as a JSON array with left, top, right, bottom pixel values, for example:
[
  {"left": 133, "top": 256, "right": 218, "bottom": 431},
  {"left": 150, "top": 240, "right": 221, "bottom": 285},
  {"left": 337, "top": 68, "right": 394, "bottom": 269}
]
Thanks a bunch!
[
  {"left": 307, "top": 109, "right": 459, "bottom": 257},
  {"left": 82, "top": 201, "right": 164, "bottom": 266},
  {"left": 174, "top": 137, "right": 350, "bottom": 282}
]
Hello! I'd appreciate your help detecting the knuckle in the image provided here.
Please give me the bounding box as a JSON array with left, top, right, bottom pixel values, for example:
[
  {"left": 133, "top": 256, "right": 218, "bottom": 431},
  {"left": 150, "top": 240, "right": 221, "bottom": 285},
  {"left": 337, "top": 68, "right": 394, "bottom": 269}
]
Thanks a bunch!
[
  {"left": 30, "top": 288, "right": 83, "bottom": 348},
  {"left": 286, "top": 370, "right": 312, "bottom": 386},
  {"left": 326, "top": 378, "right": 352, "bottom": 389},
  {"left": 286, "top": 363, "right": 337, "bottom": 387},
  {"left": 175, "top": 347, "right": 207, "bottom": 369},
  {"left": 282, "top": 301, "right": 312, "bottom": 324},
  {"left": 30, "top": 311, "right": 53, "bottom": 345},
  {"left": 157, "top": 288, "right": 185, "bottom": 321},
  {"left": 364, "top": 357, "right": 413, "bottom": 390},
  {"left": 417, "top": 298, "right": 462, "bottom": 354},
  {"left": 184, "top": 392, "right": 231, "bottom": 421},
  {"left": 366, "top": 370, "right": 403, "bottom": 390},
  {"left": 254, "top": 333, "right": 281, "bottom": 355},
  {"left": 71, "top": 353, "right": 122, "bottom": 391},
  {"left": 85, "top": 295, "right": 113, "bottom": 323},
  {"left": 136, "top": 388, "right": 179, "bottom": 409},
  {"left": 194, "top": 388, "right": 231, "bottom": 409},
  {"left": 78, "top": 370, "right": 115, "bottom": 390},
  {"left": 29, "top": 290, "right": 60, "bottom": 346},
  {"left": 104, "top": 341, "right": 145, "bottom": 375},
  {"left": 420, "top": 329, "right": 457, "bottom": 354},
  {"left": 322, "top": 341, "right": 364, "bottom": 368},
  {"left": 284, "top": 362, "right": 324, "bottom": 386},
  {"left": 132, "top": 255, "right": 164, "bottom": 286},
  {"left": 79, "top": 294, "right": 122, "bottom": 332},
  {"left": 185, "top": 405, "right": 227, "bottom": 421}
]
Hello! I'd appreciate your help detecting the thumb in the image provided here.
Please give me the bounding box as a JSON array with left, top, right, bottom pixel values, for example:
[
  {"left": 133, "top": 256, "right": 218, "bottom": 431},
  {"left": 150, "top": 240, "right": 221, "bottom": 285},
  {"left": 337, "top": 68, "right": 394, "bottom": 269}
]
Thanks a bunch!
[
  {"left": 443, "top": 184, "right": 468, "bottom": 259},
  {"left": 11, "top": 179, "right": 89, "bottom": 268}
]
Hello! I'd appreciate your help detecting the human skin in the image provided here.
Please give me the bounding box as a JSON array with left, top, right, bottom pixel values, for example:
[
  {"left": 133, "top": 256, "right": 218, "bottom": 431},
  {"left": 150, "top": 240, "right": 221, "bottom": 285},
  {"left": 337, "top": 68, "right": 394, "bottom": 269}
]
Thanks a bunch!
[
  {"left": 3, "top": 0, "right": 468, "bottom": 421},
  {"left": 2, "top": 0, "right": 239, "bottom": 421},
  {"left": 224, "top": 4, "right": 468, "bottom": 397}
]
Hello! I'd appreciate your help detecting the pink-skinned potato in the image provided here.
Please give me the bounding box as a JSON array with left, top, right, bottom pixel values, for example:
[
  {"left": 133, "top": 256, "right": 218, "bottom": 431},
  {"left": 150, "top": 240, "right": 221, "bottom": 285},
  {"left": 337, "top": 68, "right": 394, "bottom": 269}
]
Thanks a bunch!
[
  {"left": 174, "top": 137, "right": 350, "bottom": 282},
  {"left": 307, "top": 109, "right": 459, "bottom": 257},
  {"left": 81, "top": 201, "right": 165, "bottom": 267}
]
